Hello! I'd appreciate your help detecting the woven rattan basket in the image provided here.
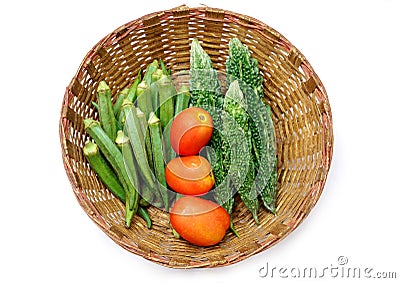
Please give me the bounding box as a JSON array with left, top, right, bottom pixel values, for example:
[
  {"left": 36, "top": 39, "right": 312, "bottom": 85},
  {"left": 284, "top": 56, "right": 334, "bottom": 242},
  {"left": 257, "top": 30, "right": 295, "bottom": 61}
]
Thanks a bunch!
[{"left": 60, "top": 5, "right": 333, "bottom": 268}]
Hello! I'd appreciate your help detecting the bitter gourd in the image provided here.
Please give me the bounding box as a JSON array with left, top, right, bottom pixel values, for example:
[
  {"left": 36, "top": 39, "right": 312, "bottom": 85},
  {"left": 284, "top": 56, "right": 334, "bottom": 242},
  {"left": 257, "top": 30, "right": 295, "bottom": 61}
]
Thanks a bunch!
[
  {"left": 223, "top": 81, "right": 259, "bottom": 222},
  {"left": 226, "top": 38, "right": 277, "bottom": 214},
  {"left": 189, "top": 38, "right": 232, "bottom": 213}
]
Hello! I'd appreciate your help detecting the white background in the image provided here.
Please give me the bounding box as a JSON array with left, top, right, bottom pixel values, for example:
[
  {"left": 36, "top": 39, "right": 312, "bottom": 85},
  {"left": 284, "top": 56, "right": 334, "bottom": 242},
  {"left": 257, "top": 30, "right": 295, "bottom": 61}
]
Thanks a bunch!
[{"left": 1, "top": 0, "right": 399, "bottom": 282}]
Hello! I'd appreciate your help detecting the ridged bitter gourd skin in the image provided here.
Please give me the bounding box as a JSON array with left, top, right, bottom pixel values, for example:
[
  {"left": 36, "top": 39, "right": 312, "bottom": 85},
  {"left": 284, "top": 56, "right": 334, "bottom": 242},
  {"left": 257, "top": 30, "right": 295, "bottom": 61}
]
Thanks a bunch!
[
  {"left": 224, "top": 81, "right": 259, "bottom": 222},
  {"left": 189, "top": 38, "right": 233, "bottom": 213},
  {"left": 226, "top": 38, "right": 278, "bottom": 215}
]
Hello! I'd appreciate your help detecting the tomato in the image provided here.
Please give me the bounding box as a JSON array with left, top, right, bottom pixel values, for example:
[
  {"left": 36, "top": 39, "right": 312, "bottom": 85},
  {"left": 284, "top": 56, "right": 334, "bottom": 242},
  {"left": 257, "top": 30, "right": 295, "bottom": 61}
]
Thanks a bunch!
[
  {"left": 170, "top": 196, "right": 230, "bottom": 246},
  {"left": 165, "top": 155, "right": 214, "bottom": 195},
  {"left": 170, "top": 107, "right": 213, "bottom": 155}
]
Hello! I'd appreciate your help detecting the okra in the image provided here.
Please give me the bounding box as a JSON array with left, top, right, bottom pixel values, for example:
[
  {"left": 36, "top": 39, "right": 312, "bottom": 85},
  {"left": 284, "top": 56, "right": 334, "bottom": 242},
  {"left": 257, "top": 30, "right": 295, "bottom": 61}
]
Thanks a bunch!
[
  {"left": 137, "top": 108, "right": 154, "bottom": 172},
  {"left": 83, "top": 141, "right": 126, "bottom": 202},
  {"left": 115, "top": 130, "right": 140, "bottom": 190},
  {"left": 148, "top": 112, "right": 170, "bottom": 210},
  {"left": 171, "top": 227, "right": 180, "bottom": 239},
  {"left": 121, "top": 100, "right": 155, "bottom": 189},
  {"left": 159, "top": 58, "right": 170, "bottom": 75},
  {"left": 131, "top": 108, "right": 158, "bottom": 205},
  {"left": 143, "top": 59, "right": 159, "bottom": 85},
  {"left": 115, "top": 119, "right": 123, "bottom": 132},
  {"left": 91, "top": 101, "right": 99, "bottom": 110},
  {"left": 113, "top": 88, "right": 129, "bottom": 117},
  {"left": 136, "top": 81, "right": 153, "bottom": 119},
  {"left": 139, "top": 180, "right": 156, "bottom": 206},
  {"left": 97, "top": 81, "right": 117, "bottom": 142},
  {"left": 136, "top": 80, "right": 147, "bottom": 97},
  {"left": 158, "top": 74, "right": 176, "bottom": 162},
  {"left": 171, "top": 86, "right": 190, "bottom": 162},
  {"left": 138, "top": 206, "right": 152, "bottom": 229},
  {"left": 126, "top": 69, "right": 142, "bottom": 103},
  {"left": 151, "top": 69, "right": 163, "bottom": 83},
  {"left": 162, "top": 122, "right": 176, "bottom": 163},
  {"left": 136, "top": 108, "right": 146, "bottom": 136},
  {"left": 150, "top": 81, "right": 159, "bottom": 118},
  {"left": 157, "top": 74, "right": 175, "bottom": 130},
  {"left": 139, "top": 197, "right": 150, "bottom": 207},
  {"left": 84, "top": 119, "right": 138, "bottom": 227},
  {"left": 174, "top": 86, "right": 190, "bottom": 115}
]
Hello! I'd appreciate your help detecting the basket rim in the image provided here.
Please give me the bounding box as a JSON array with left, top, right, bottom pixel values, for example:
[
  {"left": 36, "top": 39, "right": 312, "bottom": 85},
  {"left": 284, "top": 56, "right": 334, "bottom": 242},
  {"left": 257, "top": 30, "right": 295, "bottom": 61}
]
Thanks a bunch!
[{"left": 59, "top": 4, "right": 333, "bottom": 269}]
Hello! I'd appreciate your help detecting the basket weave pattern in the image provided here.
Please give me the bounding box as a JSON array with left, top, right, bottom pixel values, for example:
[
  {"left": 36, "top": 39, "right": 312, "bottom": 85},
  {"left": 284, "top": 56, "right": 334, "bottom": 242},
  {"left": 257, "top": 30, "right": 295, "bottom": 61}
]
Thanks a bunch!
[{"left": 59, "top": 5, "right": 333, "bottom": 268}]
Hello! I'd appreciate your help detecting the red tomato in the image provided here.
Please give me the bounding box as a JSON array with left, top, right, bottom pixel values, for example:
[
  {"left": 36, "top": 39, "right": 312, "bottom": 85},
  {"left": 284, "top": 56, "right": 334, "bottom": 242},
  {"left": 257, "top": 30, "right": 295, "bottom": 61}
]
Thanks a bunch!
[
  {"left": 170, "top": 107, "right": 213, "bottom": 155},
  {"left": 165, "top": 155, "right": 214, "bottom": 195},
  {"left": 170, "top": 196, "right": 230, "bottom": 246}
]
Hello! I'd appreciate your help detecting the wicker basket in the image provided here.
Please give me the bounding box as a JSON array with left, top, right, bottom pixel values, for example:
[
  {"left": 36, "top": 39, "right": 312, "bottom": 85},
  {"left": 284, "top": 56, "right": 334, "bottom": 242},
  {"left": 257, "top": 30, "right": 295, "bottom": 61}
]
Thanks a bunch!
[{"left": 59, "top": 5, "right": 333, "bottom": 268}]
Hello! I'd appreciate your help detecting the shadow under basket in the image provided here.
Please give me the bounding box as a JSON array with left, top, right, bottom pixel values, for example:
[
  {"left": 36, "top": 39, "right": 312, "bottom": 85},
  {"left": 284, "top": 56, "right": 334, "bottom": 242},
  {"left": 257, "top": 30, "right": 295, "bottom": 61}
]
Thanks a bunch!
[{"left": 59, "top": 5, "right": 333, "bottom": 268}]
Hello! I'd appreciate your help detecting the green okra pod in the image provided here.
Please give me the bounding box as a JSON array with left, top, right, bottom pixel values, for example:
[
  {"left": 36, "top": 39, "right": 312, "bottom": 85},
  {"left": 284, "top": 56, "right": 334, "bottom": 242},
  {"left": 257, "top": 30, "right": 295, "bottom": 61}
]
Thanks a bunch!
[
  {"left": 96, "top": 81, "right": 117, "bottom": 142},
  {"left": 148, "top": 112, "right": 170, "bottom": 210},
  {"left": 91, "top": 101, "right": 99, "bottom": 110},
  {"left": 121, "top": 100, "right": 155, "bottom": 189},
  {"left": 115, "top": 130, "right": 140, "bottom": 191},
  {"left": 143, "top": 59, "right": 159, "bottom": 85},
  {"left": 174, "top": 85, "right": 190, "bottom": 115},
  {"left": 157, "top": 74, "right": 176, "bottom": 162},
  {"left": 151, "top": 69, "right": 163, "bottom": 83},
  {"left": 126, "top": 69, "right": 142, "bottom": 103},
  {"left": 84, "top": 118, "right": 138, "bottom": 227},
  {"left": 83, "top": 141, "right": 126, "bottom": 202},
  {"left": 159, "top": 58, "right": 169, "bottom": 75},
  {"left": 138, "top": 206, "right": 152, "bottom": 229},
  {"left": 136, "top": 81, "right": 153, "bottom": 119},
  {"left": 113, "top": 88, "right": 129, "bottom": 117},
  {"left": 157, "top": 74, "right": 175, "bottom": 130},
  {"left": 136, "top": 108, "right": 154, "bottom": 172},
  {"left": 150, "top": 80, "right": 159, "bottom": 118}
]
